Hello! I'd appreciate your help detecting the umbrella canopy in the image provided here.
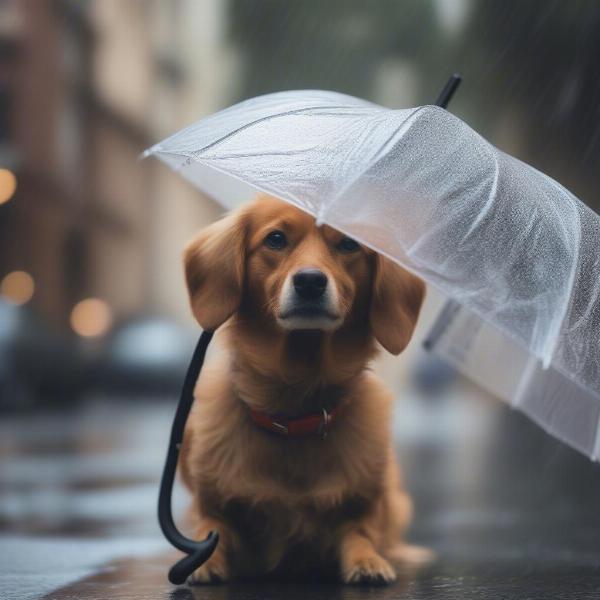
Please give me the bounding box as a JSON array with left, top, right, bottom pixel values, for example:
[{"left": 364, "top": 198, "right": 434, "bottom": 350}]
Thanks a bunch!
[{"left": 144, "top": 90, "right": 600, "bottom": 461}]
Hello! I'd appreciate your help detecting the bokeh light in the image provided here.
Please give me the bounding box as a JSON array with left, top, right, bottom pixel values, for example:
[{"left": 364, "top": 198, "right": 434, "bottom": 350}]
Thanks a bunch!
[
  {"left": 0, "top": 271, "right": 35, "bottom": 305},
  {"left": 70, "top": 298, "right": 113, "bottom": 337},
  {"left": 0, "top": 169, "right": 17, "bottom": 205}
]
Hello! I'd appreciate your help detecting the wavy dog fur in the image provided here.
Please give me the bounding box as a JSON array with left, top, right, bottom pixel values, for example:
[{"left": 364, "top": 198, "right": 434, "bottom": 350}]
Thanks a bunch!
[{"left": 180, "top": 195, "right": 426, "bottom": 584}]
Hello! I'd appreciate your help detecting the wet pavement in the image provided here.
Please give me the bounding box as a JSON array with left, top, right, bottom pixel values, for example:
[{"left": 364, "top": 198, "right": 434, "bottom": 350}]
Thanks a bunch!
[{"left": 1, "top": 386, "right": 600, "bottom": 599}]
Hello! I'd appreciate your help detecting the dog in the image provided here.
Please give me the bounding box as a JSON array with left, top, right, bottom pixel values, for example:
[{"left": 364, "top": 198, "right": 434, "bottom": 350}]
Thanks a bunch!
[{"left": 179, "top": 194, "right": 426, "bottom": 584}]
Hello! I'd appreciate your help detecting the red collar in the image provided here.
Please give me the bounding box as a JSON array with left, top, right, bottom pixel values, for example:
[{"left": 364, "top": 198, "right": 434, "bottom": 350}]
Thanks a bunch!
[{"left": 247, "top": 405, "right": 343, "bottom": 438}]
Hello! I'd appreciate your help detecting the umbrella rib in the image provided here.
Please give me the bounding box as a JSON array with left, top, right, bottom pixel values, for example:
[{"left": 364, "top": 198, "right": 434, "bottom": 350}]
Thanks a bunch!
[
  {"left": 185, "top": 105, "right": 383, "bottom": 164},
  {"left": 535, "top": 177, "right": 582, "bottom": 368},
  {"left": 462, "top": 151, "right": 500, "bottom": 240}
]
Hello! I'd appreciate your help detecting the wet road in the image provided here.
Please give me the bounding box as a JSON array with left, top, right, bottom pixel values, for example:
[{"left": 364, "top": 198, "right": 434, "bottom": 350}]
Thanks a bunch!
[{"left": 1, "top": 386, "right": 600, "bottom": 599}]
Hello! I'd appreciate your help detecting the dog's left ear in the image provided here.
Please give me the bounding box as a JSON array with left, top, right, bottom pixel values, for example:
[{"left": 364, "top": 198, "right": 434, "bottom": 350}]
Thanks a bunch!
[
  {"left": 183, "top": 208, "right": 247, "bottom": 330},
  {"left": 370, "top": 254, "right": 426, "bottom": 355}
]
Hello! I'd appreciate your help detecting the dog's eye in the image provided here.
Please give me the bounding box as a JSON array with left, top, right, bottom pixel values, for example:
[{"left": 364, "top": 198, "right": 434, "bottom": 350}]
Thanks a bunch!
[
  {"left": 337, "top": 237, "right": 360, "bottom": 253},
  {"left": 264, "top": 230, "right": 288, "bottom": 250}
]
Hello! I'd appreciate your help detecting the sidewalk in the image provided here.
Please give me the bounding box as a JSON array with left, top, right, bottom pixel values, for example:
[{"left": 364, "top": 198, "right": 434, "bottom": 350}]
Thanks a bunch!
[{"left": 1, "top": 389, "right": 599, "bottom": 599}]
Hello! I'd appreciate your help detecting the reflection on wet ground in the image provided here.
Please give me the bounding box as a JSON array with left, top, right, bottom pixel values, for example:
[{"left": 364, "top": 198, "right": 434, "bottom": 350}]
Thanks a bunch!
[{"left": 1, "top": 387, "right": 600, "bottom": 599}]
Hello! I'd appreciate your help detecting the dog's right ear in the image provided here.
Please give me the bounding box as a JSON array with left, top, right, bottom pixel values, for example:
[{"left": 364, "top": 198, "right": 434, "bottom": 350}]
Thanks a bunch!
[
  {"left": 183, "top": 208, "right": 247, "bottom": 330},
  {"left": 369, "top": 254, "right": 425, "bottom": 355}
]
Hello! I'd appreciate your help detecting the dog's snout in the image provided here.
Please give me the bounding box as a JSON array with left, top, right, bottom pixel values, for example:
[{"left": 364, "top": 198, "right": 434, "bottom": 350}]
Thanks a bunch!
[{"left": 293, "top": 269, "right": 328, "bottom": 300}]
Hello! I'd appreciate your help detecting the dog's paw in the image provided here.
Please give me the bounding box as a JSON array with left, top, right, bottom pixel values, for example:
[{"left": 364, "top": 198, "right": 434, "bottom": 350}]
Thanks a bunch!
[
  {"left": 342, "top": 553, "right": 396, "bottom": 586},
  {"left": 188, "top": 556, "right": 229, "bottom": 585}
]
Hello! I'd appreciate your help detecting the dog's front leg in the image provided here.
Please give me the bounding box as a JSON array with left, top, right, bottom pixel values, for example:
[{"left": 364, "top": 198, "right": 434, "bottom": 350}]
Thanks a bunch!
[
  {"left": 339, "top": 527, "right": 396, "bottom": 585},
  {"left": 188, "top": 517, "right": 233, "bottom": 584}
]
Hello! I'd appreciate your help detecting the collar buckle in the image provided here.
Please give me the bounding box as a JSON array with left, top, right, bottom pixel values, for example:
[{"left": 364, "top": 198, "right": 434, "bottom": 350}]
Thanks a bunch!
[
  {"left": 271, "top": 420, "right": 289, "bottom": 435},
  {"left": 318, "top": 408, "right": 331, "bottom": 439}
]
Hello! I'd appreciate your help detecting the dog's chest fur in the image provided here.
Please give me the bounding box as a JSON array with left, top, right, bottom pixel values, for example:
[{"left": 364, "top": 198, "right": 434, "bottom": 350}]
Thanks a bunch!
[
  {"left": 185, "top": 357, "right": 391, "bottom": 528},
  {"left": 193, "top": 390, "right": 387, "bottom": 574}
]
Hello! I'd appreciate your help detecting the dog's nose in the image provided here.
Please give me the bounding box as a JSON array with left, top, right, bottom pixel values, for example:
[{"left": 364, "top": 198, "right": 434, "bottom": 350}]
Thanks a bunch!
[{"left": 293, "top": 269, "right": 328, "bottom": 300}]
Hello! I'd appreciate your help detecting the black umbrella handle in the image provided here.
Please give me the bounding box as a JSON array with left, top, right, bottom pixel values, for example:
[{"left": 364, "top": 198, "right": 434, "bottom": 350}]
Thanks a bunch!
[{"left": 158, "top": 329, "right": 219, "bottom": 585}]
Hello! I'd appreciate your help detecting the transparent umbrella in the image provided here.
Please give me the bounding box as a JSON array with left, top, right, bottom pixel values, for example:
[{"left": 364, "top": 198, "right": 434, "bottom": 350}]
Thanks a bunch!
[{"left": 145, "top": 86, "right": 600, "bottom": 462}]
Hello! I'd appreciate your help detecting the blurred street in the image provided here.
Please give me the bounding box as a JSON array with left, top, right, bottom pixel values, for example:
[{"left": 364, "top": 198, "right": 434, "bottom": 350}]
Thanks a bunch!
[{"left": 2, "top": 386, "right": 600, "bottom": 600}]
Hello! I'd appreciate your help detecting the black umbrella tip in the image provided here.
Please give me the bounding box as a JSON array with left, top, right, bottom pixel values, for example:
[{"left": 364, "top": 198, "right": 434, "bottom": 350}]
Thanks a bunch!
[{"left": 435, "top": 73, "right": 462, "bottom": 109}]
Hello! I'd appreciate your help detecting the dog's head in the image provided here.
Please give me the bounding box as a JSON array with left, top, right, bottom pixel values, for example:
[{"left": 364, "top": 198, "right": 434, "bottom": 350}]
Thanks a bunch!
[{"left": 184, "top": 195, "right": 424, "bottom": 355}]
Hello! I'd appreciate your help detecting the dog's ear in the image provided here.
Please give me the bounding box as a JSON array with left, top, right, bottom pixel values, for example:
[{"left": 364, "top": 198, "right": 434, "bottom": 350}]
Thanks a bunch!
[
  {"left": 183, "top": 208, "right": 247, "bottom": 330},
  {"left": 370, "top": 254, "right": 425, "bottom": 355}
]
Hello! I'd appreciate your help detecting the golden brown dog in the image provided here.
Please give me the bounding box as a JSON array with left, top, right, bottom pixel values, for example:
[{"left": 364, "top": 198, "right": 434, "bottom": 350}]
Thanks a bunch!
[{"left": 179, "top": 195, "right": 426, "bottom": 584}]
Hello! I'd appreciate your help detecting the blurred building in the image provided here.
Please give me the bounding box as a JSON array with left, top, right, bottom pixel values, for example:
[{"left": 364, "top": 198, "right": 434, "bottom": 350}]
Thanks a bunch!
[{"left": 0, "top": 0, "right": 239, "bottom": 332}]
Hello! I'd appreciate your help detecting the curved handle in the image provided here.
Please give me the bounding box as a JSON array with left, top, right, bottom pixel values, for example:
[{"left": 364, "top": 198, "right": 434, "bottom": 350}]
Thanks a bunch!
[
  {"left": 168, "top": 531, "right": 220, "bottom": 585},
  {"left": 158, "top": 330, "right": 217, "bottom": 585}
]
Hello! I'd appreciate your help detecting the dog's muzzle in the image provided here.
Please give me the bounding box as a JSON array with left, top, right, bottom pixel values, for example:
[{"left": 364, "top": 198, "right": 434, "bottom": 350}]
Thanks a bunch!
[{"left": 277, "top": 268, "right": 341, "bottom": 330}]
